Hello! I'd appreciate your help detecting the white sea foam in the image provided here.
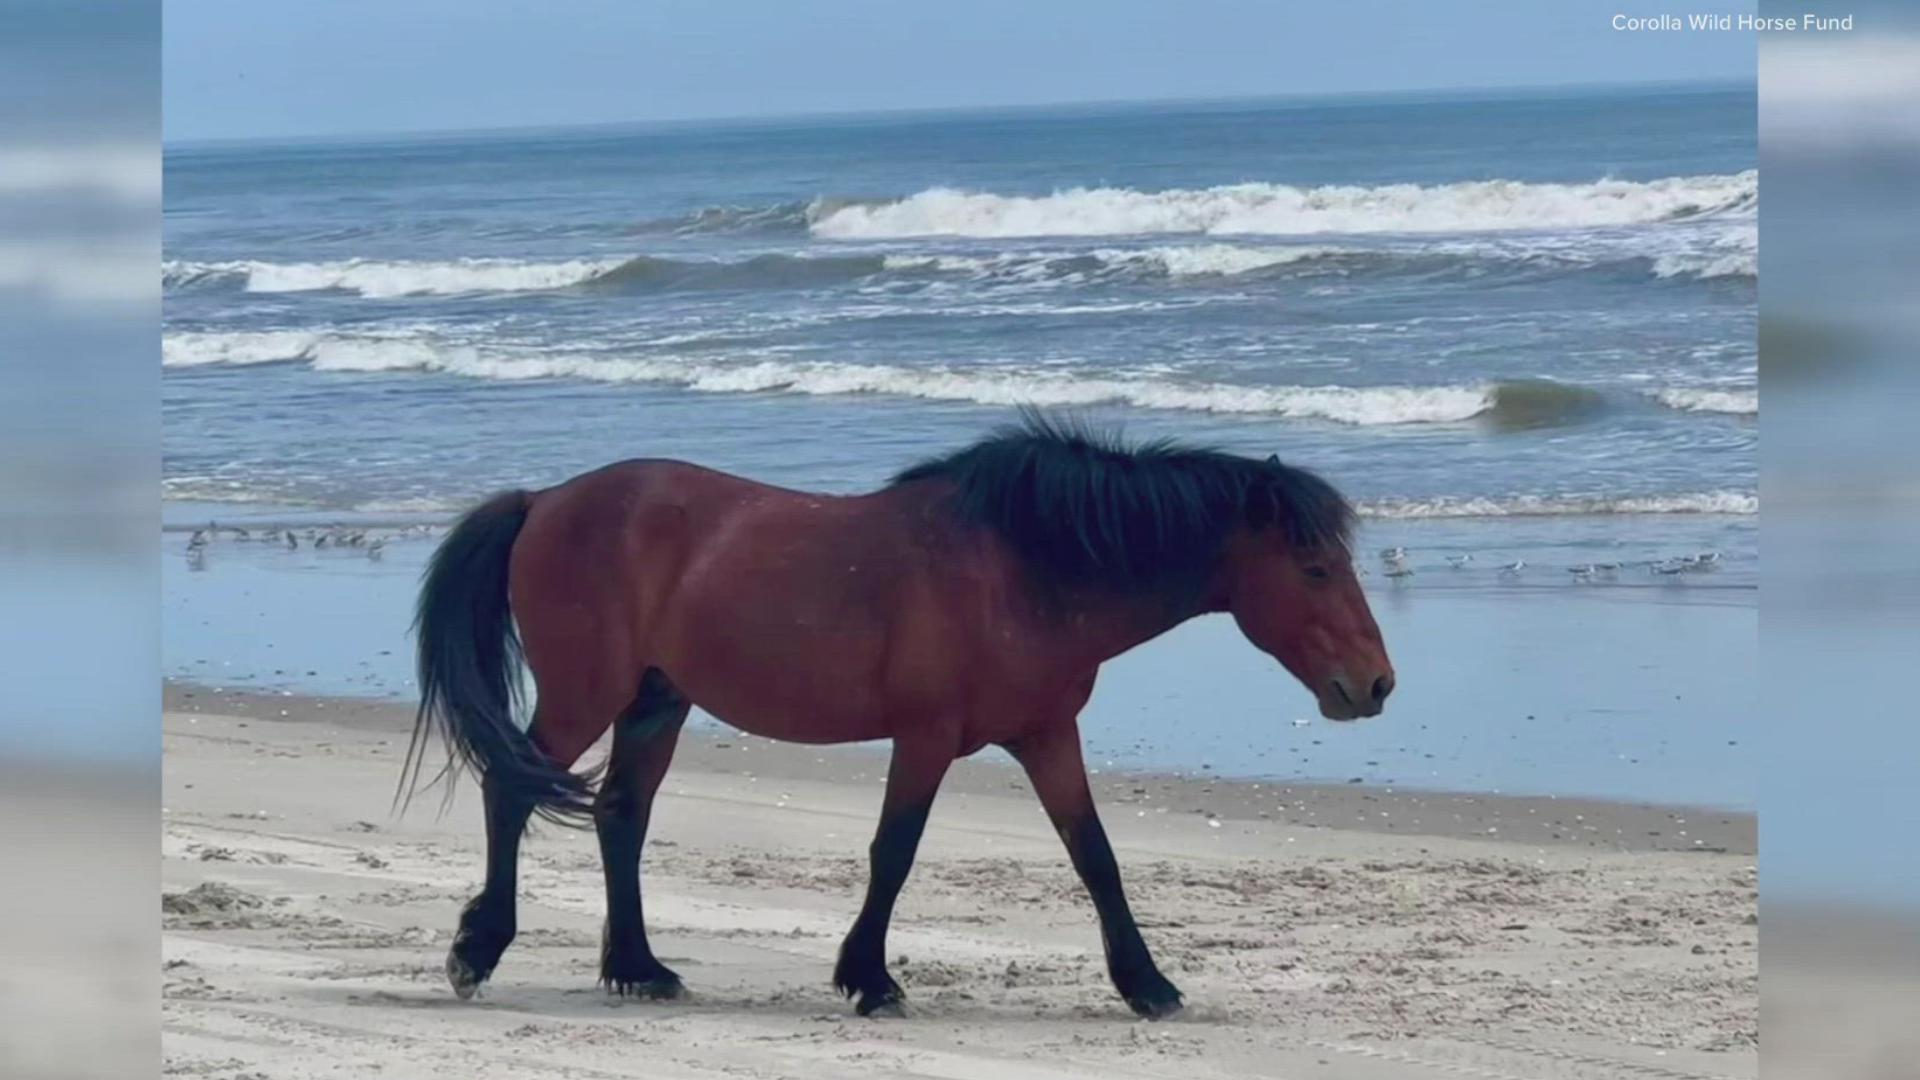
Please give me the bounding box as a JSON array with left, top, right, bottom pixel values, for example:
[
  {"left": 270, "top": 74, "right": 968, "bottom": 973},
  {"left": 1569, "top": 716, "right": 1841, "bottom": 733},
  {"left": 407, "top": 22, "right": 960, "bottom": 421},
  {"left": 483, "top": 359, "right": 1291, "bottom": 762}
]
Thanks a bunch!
[
  {"left": 162, "top": 330, "right": 324, "bottom": 367},
  {"left": 884, "top": 244, "right": 1342, "bottom": 280},
  {"left": 1359, "top": 491, "right": 1758, "bottom": 519},
  {"left": 810, "top": 172, "right": 1760, "bottom": 239},
  {"left": 162, "top": 486, "right": 1759, "bottom": 520},
  {"left": 1650, "top": 387, "right": 1759, "bottom": 415},
  {"left": 160, "top": 330, "right": 1501, "bottom": 424},
  {"left": 1646, "top": 221, "right": 1758, "bottom": 280},
  {"left": 162, "top": 257, "right": 626, "bottom": 298},
  {"left": 1111, "top": 244, "right": 1344, "bottom": 276},
  {"left": 1650, "top": 249, "right": 1758, "bottom": 280},
  {"left": 163, "top": 329, "right": 1757, "bottom": 429}
]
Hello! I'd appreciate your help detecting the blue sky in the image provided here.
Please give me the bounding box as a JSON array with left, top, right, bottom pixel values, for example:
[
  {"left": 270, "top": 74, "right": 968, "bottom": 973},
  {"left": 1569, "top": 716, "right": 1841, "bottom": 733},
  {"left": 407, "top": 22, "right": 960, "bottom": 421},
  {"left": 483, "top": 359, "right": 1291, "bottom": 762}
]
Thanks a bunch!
[{"left": 164, "top": 1, "right": 1757, "bottom": 142}]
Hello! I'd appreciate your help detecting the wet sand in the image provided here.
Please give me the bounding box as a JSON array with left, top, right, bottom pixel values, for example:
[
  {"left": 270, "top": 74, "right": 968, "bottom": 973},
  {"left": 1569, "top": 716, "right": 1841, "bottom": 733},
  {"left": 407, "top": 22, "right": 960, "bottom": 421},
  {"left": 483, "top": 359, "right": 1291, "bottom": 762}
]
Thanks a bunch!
[{"left": 162, "top": 685, "right": 1757, "bottom": 1080}]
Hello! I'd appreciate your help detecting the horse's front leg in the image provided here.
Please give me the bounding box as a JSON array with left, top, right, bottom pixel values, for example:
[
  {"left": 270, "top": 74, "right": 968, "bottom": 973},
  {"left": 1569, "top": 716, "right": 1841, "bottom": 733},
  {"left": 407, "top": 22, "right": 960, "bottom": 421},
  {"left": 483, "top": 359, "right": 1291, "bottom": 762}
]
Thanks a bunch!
[
  {"left": 447, "top": 778, "right": 534, "bottom": 998},
  {"left": 834, "top": 736, "right": 953, "bottom": 1016},
  {"left": 1006, "top": 722, "right": 1183, "bottom": 1018}
]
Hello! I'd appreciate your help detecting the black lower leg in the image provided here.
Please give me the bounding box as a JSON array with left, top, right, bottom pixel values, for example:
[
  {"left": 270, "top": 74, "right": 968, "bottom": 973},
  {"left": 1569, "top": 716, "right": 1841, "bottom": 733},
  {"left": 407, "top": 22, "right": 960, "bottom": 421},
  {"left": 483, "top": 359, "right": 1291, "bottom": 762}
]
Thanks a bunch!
[
  {"left": 597, "top": 672, "right": 686, "bottom": 998},
  {"left": 1064, "top": 814, "right": 1182, "bottom": 1018},
  {"left": 447, "top": 780, "right": 534, "bottom": 998},
  {"left": 834, "top": 798, "right": 934, "bottom": 1016}
]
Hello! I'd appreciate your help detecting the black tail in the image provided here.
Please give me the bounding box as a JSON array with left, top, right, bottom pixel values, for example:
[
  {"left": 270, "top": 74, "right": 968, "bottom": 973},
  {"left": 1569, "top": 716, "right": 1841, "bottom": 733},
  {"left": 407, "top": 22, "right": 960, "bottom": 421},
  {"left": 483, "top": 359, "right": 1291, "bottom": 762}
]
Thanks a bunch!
[{"left": 399, "top": 490, "right": 595, "bottom": 825}]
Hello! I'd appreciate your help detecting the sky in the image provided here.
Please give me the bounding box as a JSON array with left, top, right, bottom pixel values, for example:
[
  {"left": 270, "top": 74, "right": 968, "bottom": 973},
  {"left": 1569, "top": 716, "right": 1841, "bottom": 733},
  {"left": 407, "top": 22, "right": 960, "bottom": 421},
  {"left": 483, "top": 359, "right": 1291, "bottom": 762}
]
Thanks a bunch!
[{"left": 163, "top": 0, "right": 1757, "bottom": 143}]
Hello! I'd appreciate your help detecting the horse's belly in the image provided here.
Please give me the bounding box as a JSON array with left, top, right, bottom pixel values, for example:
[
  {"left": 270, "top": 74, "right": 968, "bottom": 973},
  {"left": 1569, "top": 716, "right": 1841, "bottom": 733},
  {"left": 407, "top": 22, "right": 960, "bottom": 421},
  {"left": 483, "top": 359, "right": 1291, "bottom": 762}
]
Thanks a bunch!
[
  {"left": 680, "top": 673, "right": 893, "bottom": 744},
  {"left": 658, "top": 626, "right": 898, "bottom": 745}
]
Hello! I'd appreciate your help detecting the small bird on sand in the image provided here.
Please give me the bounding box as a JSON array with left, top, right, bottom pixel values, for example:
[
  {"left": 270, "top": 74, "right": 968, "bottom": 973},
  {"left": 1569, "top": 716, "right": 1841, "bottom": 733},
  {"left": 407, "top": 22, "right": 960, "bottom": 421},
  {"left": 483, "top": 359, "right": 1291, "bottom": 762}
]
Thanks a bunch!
[
  {"left": 1379, "top": 546, "right": 1407, "bottom": 563},
  {"left": 1445, "top": 553, "right": 1473, "bottom": 569},
  {"left": 1498, "top": 559, "right": 1526, "bottom": 575},
  {"left": 367, "top": 536, "right": 386, "bottom": 560},
  {"left": 285, "top": 531, "right": 298, "bottom": 550},
  {"left": 1384, "top": 563, "right": 1415, "bottom": 579}
]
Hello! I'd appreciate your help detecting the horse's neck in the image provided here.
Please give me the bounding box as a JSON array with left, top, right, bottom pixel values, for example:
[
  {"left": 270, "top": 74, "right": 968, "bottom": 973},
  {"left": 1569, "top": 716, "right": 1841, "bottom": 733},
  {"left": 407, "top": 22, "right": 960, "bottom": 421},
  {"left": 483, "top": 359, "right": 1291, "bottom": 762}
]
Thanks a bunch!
[{"left": 1052, "top": 588, "right": 1222, "bottom": 668}]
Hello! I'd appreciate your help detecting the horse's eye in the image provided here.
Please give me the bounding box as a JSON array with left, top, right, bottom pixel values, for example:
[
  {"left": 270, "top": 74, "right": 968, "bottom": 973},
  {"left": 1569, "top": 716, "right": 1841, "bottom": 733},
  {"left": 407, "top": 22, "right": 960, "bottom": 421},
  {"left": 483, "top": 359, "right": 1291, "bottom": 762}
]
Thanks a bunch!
[{"left": 1305, "top": 565, "right": 1330, "bottom": 580}]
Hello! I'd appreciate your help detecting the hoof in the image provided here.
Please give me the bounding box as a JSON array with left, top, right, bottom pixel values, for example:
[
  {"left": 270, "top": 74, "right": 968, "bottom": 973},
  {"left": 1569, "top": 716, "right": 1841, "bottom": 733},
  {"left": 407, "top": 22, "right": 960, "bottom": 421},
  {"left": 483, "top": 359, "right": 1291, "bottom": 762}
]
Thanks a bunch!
[
  {"left": 446, "top": 951, "right": 485, "bottom": 1000},
  {"left": 1122, "top": 973, "right": 1184, "bottom": 1020},
  {"left": 603, "top": 970, "right": 686, "bottom": 1001},
  {"left": 853, "top": 980, "right": 906, "bottom": 1018},
  {"left": 835, "top": 964, "right": 906, "bottom": 1018}
]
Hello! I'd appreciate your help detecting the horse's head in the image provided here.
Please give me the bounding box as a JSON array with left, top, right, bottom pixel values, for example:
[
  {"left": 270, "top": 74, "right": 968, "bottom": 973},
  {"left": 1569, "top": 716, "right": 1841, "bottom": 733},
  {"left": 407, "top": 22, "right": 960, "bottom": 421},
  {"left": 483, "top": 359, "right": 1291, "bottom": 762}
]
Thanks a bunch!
[{"left": 1221, "top": 528, "right": 1394, "bottom": 721}]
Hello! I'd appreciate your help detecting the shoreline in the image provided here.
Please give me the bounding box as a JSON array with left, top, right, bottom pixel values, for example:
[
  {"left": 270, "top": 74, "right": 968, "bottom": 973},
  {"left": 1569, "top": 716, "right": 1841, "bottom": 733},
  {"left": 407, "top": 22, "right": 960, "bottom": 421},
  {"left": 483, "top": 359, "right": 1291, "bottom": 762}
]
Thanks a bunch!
[{"left": 166, "top": 681, "right": 1756, "bottom": 856}]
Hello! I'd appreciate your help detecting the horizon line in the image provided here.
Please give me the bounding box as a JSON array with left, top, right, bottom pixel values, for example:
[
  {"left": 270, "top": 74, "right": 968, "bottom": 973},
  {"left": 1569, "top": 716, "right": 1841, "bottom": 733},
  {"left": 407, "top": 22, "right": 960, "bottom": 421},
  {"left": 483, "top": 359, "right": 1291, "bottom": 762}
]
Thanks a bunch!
[{"left": 163, "top": 76, "right": 1753, "bottom": 151}]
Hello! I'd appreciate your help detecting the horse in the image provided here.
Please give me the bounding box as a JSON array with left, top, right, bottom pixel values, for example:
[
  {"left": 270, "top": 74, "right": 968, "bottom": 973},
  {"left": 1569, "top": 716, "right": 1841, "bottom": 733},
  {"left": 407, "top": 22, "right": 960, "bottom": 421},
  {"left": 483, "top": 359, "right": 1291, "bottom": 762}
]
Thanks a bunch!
[{"left": 402, "top": 412, "right": 1394, "bottom": 1019}]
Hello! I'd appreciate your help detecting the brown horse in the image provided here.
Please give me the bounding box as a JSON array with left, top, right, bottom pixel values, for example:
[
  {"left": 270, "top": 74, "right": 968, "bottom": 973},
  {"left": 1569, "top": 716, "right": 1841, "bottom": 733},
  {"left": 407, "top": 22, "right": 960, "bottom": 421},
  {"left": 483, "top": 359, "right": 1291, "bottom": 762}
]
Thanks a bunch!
[{"left": 403, "top": 412, "right": 1392, "bottom": 1019}]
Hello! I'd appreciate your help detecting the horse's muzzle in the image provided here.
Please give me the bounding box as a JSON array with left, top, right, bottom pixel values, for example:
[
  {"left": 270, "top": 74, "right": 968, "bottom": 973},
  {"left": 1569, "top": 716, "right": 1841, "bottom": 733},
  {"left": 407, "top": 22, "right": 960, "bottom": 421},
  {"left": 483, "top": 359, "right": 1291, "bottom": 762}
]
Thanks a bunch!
[{"left": 1322, "top": 671, "right": 1393, "bottom": 721}]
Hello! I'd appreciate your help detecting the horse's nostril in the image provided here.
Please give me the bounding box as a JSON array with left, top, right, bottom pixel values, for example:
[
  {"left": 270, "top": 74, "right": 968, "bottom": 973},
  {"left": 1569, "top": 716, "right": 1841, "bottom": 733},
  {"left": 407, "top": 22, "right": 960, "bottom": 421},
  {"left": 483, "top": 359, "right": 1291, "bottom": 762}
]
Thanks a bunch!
[
  {"left": 1330, "top": 678, "right": 1354, "bottom": 707},
  {"left": 1371, "top": 674, "right": 1395, "bottom": 703}
]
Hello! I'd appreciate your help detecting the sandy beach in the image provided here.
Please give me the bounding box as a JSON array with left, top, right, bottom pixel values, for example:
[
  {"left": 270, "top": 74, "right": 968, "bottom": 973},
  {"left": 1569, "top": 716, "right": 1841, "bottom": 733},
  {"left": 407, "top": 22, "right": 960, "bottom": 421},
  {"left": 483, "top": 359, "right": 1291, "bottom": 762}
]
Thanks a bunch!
[{"left": 162, "top": 684, "right": 1756, "bottom": 1079}]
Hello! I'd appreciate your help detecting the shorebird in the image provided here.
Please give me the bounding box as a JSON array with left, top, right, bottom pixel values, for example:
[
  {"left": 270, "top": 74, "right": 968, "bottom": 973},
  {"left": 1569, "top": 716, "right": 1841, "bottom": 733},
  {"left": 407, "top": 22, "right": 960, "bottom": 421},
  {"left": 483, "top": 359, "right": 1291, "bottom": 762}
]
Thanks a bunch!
[
  {"left": 1498, "top": 559, "right": 1526, "bottom": 576},
  {"left": 1378, "top": 546, "right": 1407, "bottom": 563},
  {"left": 1568, "top": 564, "right": 1597, "bottom": 582},
  {"left": 1445, "top": 553, "right": 1473, "bottom": 569},
  {"left": 367, "top": 536, "right": 387, "bottom": 560},
  {"left": 284, "top": 531, "right": 298, "bottom": 550},
  {"left": 1384, "top": 563, "right": 1415, "bottom": 579},
  {"left": 1651, "top": 559, "right": 1688, "bottom": 575},
  {"left": 187, "top": 529, "right": 208, "bottom": 551}
]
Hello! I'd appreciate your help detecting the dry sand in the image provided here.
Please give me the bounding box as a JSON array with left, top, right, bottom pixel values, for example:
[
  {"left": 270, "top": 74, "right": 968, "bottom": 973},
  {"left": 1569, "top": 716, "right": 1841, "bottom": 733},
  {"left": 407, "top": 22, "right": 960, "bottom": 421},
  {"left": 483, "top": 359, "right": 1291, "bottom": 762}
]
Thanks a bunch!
[{"left": 163, "top": 685, "right": 1757, "bottom": 1079}]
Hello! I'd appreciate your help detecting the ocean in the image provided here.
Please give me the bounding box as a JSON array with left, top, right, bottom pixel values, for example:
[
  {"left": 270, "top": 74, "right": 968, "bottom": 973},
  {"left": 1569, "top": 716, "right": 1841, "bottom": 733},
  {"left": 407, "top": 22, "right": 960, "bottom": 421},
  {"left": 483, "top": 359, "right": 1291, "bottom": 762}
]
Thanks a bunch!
[{"left": 162, "top": 84, "right": 1757, "bottom": 806}]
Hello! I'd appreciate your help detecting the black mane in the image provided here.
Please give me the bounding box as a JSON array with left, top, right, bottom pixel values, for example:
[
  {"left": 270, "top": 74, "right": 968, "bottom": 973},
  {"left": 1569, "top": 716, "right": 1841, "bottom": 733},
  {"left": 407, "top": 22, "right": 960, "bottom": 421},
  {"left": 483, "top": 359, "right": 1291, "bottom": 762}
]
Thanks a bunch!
[{"left": 891, "top": 411, "right": 1354, "bottom": 594}]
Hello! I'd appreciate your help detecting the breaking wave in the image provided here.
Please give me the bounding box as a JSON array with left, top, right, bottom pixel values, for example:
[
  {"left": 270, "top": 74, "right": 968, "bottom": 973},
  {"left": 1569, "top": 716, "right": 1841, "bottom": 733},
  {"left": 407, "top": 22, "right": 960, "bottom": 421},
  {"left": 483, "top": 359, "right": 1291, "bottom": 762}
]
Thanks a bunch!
[
  {"left": 1359, "top": 491, "right": 1757, "bottom": 518},
  {"left": 808, "top": 172, "right": 1759, "bottom": 239},
  {"left": 160, "top": 253, "right": 900, "bottom": 298},
  {"left": 883, "top": 243, "right": 1347, "bottom": 281},
  {"left": 161, "top": 245, "right": 1357, "bottom": 300},
  {"left": 161, "top": 331, "right": 1641, "bottom": 428},
  {"left": 1650, "top": 249, "right": 1758, "bottom": 280},
  {"left": 633, "top": 196, "right": 889, "bottom": 236},
  {"left": 584, "top": 252, "right": 889, "bottom": 290},
  {"left": 161, "top": 257, "right": 628, "bottom": 298},
  {"left": 1650, "top": 387, "right": 1758, "bottom": 415},
  {"left": 164, "top": 228, "right": 1754, "bottom": 300},
  {"left": 163, "top": 330, "right": 329, "bottom": 367}
]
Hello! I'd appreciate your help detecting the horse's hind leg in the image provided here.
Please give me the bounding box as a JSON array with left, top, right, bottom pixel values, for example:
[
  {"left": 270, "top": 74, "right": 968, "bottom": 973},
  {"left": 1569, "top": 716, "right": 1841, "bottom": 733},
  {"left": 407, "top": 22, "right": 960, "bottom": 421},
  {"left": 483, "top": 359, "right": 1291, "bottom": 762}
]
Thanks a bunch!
[
  {"left": 446, "top": 778, "right": 535, "bottom": 998},
  {"left": 597, "top": 668, "right": 691, "bottom": 998},
  {"left": 446, "top": 684, "right": 625, "bottom": 998}
]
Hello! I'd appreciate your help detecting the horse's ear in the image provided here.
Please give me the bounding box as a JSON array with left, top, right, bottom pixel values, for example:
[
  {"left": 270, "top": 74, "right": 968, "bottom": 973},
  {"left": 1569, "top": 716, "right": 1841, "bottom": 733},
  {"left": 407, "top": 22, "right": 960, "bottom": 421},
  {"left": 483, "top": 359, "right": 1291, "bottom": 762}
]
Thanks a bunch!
[{"left": 1266, "top": 453, "right": 1280, "bottom": 465}]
